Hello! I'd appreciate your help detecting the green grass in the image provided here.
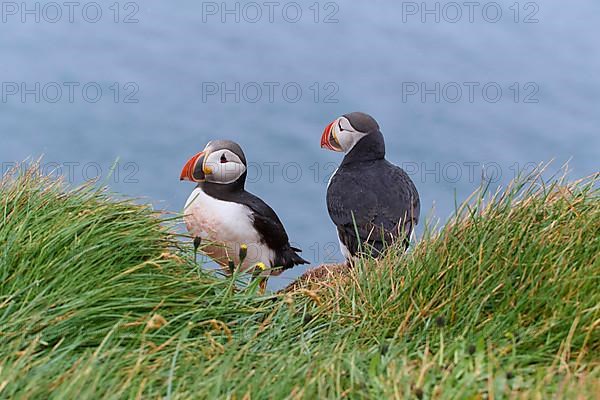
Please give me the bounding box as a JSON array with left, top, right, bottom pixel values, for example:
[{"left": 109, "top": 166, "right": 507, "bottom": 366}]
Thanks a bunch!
[{"left": 1, "top": 165, "right": 599, "bottom": 399}]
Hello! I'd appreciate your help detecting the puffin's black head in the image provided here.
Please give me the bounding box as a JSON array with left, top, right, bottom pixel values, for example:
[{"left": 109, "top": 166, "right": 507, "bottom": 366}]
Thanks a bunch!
[
  {"left": 180, "top": 139, "right": 247, "bottom": 185},
  {"left": 321, "top": 112, "right": 380, "bottom": 153}
]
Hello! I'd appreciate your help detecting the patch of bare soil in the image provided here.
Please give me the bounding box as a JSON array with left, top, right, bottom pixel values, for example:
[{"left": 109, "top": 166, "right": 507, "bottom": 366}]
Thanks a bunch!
[{"left": 282, "top": 263, "right": 350, "bottom": 292}]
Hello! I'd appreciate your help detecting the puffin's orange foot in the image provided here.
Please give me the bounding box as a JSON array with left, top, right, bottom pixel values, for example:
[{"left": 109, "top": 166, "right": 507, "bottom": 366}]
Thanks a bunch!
[{"left": 258, "top": 279, "right": 267, "bottom": 294}]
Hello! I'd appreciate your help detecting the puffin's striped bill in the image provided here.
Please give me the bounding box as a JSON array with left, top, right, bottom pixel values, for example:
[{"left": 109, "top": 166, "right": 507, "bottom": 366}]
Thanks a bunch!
[
  {"left": 321, "top": 119, "right": 342, "bottom": 152},
  {"left": 180, "top": 151, "right": 206, "bottom": 182}
]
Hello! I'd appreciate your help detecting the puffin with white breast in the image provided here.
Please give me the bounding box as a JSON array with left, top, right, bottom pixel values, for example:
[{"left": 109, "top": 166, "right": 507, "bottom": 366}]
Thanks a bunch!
[
  {"left": 320, "top": 112, "right": 420, "bottom": 262},
  {"left": 180, "top": 140, "right": 308, "bottom": 284}
]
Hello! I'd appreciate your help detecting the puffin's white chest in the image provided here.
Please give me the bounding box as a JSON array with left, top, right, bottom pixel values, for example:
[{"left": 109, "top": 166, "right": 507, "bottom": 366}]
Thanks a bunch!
[
  {"left": 183, "top": 188, "right": 274, "bottom": 271},
  {"left": 184, "top": 188, "right": 256, "bottom": 242}
]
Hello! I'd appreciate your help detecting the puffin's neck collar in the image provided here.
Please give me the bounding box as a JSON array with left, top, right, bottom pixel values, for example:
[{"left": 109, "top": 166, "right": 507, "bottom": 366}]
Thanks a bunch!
[
  {"left": 197, "top": 173, "right": 247, "bottom": 197},
  {"left": 341, "top": 130, "right": 386, "bottom": 166}
]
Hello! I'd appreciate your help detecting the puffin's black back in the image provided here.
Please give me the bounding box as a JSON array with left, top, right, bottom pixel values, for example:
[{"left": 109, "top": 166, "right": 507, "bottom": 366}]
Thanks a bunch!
[{"left": 327, "top": 128, "right": 420, "bottom": 257}]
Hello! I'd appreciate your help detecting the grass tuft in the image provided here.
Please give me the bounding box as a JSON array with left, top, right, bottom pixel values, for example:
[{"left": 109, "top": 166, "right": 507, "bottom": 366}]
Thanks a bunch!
[{"left": 1, "top": 164, "right": 599, "bottom": 398}]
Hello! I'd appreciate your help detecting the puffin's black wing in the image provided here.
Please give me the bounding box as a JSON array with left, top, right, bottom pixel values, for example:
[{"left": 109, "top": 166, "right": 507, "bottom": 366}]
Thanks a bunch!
[
  {"left": 236, "top": 191, "right": 309, "bottom": 269},
  {"left": 327, "top": 160, "right": 420, "bottom": 257}
]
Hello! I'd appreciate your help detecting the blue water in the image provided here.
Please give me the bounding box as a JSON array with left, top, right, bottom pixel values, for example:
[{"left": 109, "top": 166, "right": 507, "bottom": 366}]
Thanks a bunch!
[{"left": 1, "top": 1, "right": 599, "bottom": 289}]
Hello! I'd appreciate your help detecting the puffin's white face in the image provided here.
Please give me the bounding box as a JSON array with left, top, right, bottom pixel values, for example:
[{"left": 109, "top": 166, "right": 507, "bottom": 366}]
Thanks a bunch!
[
  {"left": 203, "top": 148, "right": 246, "bottom": 184},
  {"left": 180, "top": 143, "right": 247, "bottom": 185},
  {"left": 321, "top": 116, "right": 368, "bottom": 153}
]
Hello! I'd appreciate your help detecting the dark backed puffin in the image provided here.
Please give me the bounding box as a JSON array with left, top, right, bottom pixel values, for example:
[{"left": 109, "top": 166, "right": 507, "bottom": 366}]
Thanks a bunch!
[
  {"left": 180, "top": 140, "right": 308, "bottom": 279},
  {"left": 320, "top": 112, "right": 420, "bottom": 261}
]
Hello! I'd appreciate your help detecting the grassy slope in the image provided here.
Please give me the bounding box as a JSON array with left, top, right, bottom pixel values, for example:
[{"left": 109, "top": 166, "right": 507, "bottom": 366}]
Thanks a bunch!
[{"left": 0, "top": 167, "right": 599, "bottom": 399}]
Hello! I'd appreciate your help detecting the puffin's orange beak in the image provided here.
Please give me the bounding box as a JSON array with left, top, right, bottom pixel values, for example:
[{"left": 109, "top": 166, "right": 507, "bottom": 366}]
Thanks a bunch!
[
  {"left": 180, "top": 151, "right": 206, "bottom": 182},
  {"left": 320, "top": 119, "right": 342, "bottom": 152}
]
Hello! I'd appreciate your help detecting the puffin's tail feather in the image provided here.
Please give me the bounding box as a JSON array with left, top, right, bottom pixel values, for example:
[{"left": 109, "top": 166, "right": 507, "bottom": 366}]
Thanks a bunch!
[
  {"left": 289, "top": 246, "right": 309, "bottom": 264},
  {"left": 276, "top": 246, "right": 309, "bottom": 270},
  {"left": 291, "top": 251, "right": 309, "bottom": 266}
]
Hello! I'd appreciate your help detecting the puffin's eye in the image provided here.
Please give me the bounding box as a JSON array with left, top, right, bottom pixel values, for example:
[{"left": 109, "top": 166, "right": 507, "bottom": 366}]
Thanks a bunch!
[
  {"left": 220, "top": 154, "right": 227, "bottom": 163},
  {"left": 338, "top": 120, "right": 344, "bottom": 131}
]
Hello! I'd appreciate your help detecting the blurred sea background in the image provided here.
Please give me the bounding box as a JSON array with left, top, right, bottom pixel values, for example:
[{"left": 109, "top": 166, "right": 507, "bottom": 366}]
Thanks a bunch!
[{"left": 1, "top": 0, "right": 598, "bottom": 289}]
